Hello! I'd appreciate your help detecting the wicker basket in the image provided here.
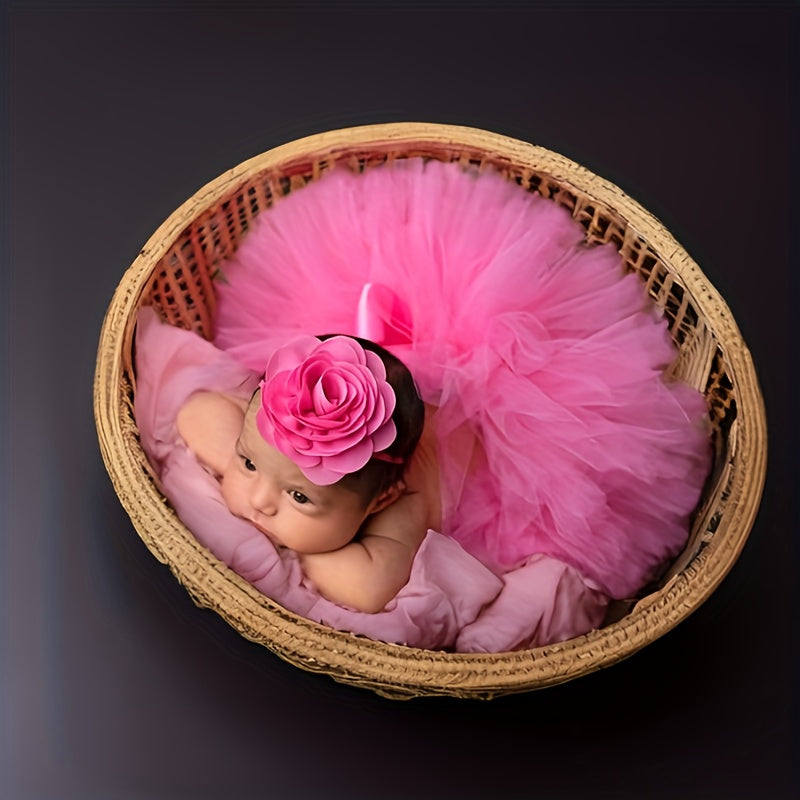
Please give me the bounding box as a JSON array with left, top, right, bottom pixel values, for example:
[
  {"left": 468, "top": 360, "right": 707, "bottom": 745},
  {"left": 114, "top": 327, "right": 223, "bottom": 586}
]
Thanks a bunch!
[{"left": 94, "top": 123, "right": 766, "bottom": 700}]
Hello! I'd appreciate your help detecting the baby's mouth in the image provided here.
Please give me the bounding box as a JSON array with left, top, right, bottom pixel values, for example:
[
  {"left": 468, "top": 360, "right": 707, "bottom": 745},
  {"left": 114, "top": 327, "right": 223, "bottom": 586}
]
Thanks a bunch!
[{"left": 249, "top": 518, "right": 282, "bottom": 547}]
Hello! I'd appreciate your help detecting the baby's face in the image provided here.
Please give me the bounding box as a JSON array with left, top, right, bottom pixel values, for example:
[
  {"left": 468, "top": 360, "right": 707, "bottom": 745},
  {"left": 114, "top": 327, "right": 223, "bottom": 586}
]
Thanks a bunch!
[{"left": 220, "top": 392, "right": 374, "bottom": 554}]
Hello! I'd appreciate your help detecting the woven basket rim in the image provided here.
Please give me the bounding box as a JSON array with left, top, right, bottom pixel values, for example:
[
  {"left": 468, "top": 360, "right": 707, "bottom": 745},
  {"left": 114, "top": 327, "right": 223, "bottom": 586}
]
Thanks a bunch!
[{"left": 94, "top": 122, "right": 768, "bottom": 699}]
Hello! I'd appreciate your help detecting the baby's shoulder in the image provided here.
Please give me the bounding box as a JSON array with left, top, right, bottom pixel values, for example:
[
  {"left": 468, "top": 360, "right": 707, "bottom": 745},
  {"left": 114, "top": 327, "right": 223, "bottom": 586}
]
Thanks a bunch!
[{"left": 362, "top": 489, "right": 431, "bottom": 554}]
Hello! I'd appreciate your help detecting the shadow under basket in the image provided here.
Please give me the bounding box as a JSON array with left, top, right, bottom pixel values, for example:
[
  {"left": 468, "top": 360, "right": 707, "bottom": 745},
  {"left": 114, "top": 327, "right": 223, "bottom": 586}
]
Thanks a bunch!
[{"left": 94, "top": 123, "right": 767, "bottom": 700}]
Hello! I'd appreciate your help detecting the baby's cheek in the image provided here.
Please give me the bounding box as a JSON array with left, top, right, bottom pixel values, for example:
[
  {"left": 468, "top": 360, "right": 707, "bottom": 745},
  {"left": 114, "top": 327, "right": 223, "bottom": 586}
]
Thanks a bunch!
[{"left": 219, "top": 472, "right": 248, "bottom": 518}]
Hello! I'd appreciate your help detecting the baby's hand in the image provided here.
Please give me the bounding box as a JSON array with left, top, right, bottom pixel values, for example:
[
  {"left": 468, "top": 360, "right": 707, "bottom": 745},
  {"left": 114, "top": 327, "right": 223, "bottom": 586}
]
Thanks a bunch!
[
  {"left": 177, "top": 391, "right": 246, "bottom": 475},
  {"left": 299, "top": 491, "right": 429, "bottom": 613}
]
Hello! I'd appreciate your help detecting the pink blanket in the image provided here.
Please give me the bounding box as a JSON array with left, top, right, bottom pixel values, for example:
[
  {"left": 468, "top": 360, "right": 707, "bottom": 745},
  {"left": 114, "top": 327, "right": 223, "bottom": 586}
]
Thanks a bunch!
[{"left": 134, "top": 307, "right": 609, "bottom": 652}]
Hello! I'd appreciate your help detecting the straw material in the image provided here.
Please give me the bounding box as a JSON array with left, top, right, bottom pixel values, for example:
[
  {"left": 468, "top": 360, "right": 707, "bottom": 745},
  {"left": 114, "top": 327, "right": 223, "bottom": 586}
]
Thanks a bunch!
[{"left": 94, "top": 123, "right": 767, "bottom": 699}]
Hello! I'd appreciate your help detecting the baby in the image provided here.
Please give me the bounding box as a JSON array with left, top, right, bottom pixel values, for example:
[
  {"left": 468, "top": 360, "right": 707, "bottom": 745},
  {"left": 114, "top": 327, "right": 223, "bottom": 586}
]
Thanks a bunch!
[{"left": 176, "top": 332, "right": 441, "bottom": 613}]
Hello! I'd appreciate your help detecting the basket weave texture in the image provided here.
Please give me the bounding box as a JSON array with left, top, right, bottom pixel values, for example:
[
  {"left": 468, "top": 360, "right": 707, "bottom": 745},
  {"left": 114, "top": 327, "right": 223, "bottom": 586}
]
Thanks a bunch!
[{"left": 94, "top": 123, "right": 766, "bottom": 699}]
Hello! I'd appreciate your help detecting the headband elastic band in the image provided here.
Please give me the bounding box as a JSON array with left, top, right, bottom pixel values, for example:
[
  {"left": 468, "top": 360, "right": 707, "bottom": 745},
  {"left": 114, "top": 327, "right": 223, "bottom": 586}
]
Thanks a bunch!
[{"left": 372, "top": 451, "right": 404, "bottom": 465}]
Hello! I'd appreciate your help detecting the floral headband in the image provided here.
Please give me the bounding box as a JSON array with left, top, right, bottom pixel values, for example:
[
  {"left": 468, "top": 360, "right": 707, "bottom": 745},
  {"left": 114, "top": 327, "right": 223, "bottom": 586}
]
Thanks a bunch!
[{"left": 256, "top": 335, "right": 401, "bottom": 486}]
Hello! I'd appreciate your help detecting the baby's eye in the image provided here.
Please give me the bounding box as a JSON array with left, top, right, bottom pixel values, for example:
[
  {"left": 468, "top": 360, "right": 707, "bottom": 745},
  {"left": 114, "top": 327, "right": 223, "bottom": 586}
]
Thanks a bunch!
[
  {"left": 242, "top": 457, "right": 256, "bottom": 472},
  {"left": 289, "top": 490, "right": 310, "bottom": 505}
]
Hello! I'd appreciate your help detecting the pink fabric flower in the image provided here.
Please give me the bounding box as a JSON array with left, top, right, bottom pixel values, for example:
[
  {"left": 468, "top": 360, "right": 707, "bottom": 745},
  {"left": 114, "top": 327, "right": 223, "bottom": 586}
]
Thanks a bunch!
[{"left": 256, "top": 335, "right": 397, "bottom": 485}]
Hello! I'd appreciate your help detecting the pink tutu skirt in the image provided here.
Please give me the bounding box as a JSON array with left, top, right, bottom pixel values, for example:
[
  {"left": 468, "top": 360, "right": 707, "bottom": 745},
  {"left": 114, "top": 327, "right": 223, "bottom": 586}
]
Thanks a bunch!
[{"left": 214, "top": 158, "right": 711, "bottom": 600}]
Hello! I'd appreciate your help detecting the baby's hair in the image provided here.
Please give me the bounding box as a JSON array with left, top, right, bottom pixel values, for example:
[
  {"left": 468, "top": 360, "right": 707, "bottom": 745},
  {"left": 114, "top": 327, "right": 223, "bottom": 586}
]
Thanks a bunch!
[{"left": 318, "top": 334, "right": 425, "bottom": 505}]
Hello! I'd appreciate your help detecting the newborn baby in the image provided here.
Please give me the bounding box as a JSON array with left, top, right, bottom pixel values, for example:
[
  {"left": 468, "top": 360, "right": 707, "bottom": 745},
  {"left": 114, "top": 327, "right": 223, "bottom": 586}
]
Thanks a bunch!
[{"left": 177, "top": 333, "right": 441, "bottom": 613}]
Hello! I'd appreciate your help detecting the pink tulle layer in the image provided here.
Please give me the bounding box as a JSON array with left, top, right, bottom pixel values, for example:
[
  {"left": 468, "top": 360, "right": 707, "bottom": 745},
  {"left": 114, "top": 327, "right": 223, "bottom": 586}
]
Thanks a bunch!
[{"left": 214, "top": 158, "right": 711, "bottom": 599}]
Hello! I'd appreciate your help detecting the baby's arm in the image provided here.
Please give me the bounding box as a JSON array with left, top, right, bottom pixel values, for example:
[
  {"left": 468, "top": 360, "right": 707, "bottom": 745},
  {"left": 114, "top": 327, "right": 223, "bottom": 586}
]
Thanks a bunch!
[
  {"left": 176, "top": 391, "right": 246, "bottom": 475},
  {"left": 299, "top": 411, "right": 440, "bottom": 613},
  {"left": 299, "top": 490, "right": 430, "bottom": 614}
]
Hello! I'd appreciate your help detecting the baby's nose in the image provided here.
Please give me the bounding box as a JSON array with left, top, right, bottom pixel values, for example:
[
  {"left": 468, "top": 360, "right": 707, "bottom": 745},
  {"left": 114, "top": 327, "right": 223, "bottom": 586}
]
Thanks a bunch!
[{"left": 250, "top": 477, "right": 279, "bottom": 515}]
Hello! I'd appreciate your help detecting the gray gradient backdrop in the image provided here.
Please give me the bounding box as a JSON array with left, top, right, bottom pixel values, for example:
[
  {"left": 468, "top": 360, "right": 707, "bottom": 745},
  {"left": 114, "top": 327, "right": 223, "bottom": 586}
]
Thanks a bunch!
[{"left": 2, "top": 2, "right": 797, "bottom": 799}]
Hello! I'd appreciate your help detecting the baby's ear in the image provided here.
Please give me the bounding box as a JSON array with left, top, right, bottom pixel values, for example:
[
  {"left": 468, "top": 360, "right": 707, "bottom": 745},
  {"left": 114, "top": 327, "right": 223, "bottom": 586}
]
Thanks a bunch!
[{"left": 367, "top": 481, "right": 403, "bottom": 515}]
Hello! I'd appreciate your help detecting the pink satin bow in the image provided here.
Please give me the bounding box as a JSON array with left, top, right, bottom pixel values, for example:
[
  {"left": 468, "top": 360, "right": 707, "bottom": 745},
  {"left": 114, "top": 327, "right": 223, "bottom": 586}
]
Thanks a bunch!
[{"left": 356, "top": 283, "right": 413, "bottom": 347}]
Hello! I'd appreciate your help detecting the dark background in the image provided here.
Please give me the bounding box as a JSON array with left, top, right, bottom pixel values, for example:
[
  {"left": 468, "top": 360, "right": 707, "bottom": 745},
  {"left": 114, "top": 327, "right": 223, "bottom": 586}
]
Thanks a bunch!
[{"left": 2, "top": 2, "right": 797, "bottom": 798}]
